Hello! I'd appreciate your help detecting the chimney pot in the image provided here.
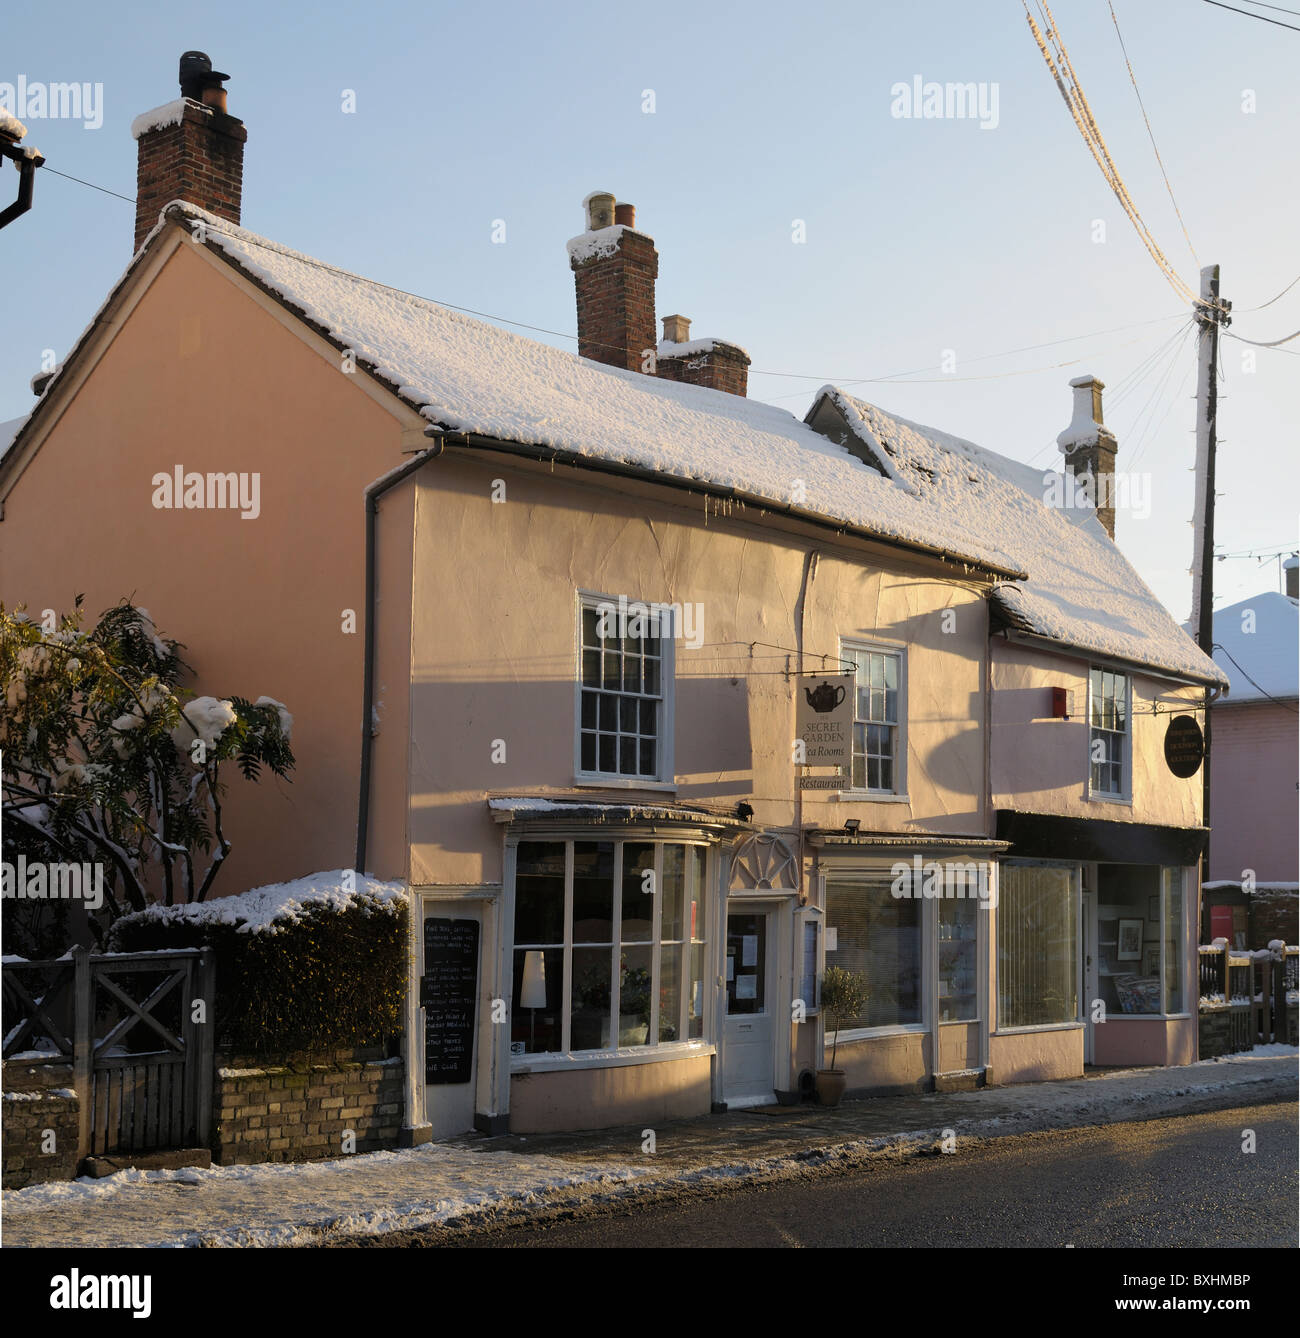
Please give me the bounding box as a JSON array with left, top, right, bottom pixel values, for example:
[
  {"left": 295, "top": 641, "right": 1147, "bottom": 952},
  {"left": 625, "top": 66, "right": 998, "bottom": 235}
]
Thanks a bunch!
[
  {"left": 614, "top": 202, "right": 636, "bottom": 228},
  {"left": 584, "top": 191, "right": 616, "bottom": 231},
  {"left": 661, "top": 314, "right": 691, "bottom": 345},
  {"left": 133, "top": 53, "right": 245, "bottom": 253}
]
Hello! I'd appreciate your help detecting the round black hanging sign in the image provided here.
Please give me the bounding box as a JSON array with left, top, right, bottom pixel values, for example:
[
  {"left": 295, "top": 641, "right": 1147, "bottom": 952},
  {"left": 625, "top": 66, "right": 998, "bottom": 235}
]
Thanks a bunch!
[{"left": 1164, "top": 714, "right": 1204, "bottom": 778}]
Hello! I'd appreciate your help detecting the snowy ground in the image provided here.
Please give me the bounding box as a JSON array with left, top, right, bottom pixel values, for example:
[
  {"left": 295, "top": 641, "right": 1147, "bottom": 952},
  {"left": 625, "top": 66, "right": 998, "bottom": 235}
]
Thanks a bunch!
[{"left": 3, "top": 1051, "right": 1294, "bottom": 1248}]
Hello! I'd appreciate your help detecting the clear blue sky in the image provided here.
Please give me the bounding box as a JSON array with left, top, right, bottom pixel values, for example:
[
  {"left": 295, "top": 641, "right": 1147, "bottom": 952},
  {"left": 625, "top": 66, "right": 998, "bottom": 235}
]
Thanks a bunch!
[{"left": 4, "top": 0, "right": 1296, "bottom": 620}]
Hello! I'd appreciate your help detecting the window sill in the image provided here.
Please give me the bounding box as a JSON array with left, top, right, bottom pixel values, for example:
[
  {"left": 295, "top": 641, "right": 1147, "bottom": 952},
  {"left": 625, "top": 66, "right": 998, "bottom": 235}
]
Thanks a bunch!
[
  {"left": 1086, "top": 792, "right": 1132, "bottom": 807},
  {"left": 572, "top": 776, "right": 677, "bottom": 792},
  {"left": 830, "top": 1024, "right": 926, "bottom": 1044},
  {"left": 994, "top": 1022, "right": 1084, "bottom": 1035},
  {"left": 510, "top": 1041, "right": 714, "bottom": 1074},
  {"left": 1097, "top": 1013, "right": 1191, "bottom": 1021},
  {"left": 833, "top": 791, "right": 910, "bottom": 804}
]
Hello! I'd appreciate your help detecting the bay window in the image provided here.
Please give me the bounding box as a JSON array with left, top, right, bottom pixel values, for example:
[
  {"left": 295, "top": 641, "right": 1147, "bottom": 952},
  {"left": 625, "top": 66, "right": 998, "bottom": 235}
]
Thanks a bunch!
[{"left": 511, "top": 838, "right": 708, "bottom": 1056}]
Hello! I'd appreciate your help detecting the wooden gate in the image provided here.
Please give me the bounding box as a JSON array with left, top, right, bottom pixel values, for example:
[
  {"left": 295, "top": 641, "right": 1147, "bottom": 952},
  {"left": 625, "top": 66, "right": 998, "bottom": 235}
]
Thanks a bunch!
[{"left": 2, "top": 946, "right": 214, "bottom": 1159}]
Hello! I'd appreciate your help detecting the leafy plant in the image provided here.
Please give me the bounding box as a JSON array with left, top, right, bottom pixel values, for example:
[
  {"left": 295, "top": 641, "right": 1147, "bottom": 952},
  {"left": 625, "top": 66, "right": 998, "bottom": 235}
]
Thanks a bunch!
[
  {"left": 820, "top": 965, "right": 869, "bottom": 1071},
  {"left": 1, "top": 599, "right": 294, "bottom": 940}
]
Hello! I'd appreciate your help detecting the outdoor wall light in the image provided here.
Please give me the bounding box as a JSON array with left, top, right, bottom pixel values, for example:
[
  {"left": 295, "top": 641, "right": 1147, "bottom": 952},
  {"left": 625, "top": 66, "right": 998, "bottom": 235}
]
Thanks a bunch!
[{"left": 843, "top": 818, "right": 860, "bottom": 836}]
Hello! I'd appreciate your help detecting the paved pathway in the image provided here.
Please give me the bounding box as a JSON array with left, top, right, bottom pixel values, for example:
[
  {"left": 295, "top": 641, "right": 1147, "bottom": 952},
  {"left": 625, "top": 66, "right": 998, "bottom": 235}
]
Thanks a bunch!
[{"left": 3, "top": 1053, "right": 1294, "bottom": 1248}]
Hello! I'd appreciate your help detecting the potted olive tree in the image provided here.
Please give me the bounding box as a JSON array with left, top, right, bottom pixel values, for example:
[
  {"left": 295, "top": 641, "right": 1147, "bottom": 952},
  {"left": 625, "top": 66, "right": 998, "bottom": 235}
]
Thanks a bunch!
[{"left": 816, "top": 965, "right": 869, "bottom": 1107}]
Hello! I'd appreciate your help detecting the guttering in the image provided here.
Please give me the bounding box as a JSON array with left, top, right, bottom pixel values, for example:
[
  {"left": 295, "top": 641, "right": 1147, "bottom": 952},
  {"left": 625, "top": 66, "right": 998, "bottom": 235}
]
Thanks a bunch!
[
  {"left": 354, "top": 442, "right": 444, "bottom": 874},
  {"left": 999, "top": 627, "right": 1228, "bottom": 693},
  {"left": 427, "top": 425, "right": 1027, "bottom": 583}
]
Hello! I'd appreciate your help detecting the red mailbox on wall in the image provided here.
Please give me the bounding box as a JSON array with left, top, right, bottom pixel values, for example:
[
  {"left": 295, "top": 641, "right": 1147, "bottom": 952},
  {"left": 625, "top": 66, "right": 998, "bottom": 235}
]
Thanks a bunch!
[{"left": 1051, "top": 686, "right": 1070, "bottom": 719}]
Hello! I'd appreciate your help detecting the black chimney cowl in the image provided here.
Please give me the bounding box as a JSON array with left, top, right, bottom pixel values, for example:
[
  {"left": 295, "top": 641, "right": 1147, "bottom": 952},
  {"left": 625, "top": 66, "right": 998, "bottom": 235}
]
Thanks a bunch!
[{"left": 178, "top": 51, "right": 230, "bottom": 101}]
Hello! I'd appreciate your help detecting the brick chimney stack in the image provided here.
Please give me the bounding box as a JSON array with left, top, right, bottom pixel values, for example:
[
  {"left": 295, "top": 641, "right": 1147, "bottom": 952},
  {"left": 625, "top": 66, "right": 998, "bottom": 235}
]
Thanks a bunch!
[
  {"left": 567, "top": 192, "right": 659, "bottom": 371},
  {"left": 1056, "top": 374, "right": 1118, "bottom": 539},
  {"left": 132, "top": 52, "right": 246, "bottom": 253},
  {"left": 656, "top": 314, "right": 750, "bottom": 398}
]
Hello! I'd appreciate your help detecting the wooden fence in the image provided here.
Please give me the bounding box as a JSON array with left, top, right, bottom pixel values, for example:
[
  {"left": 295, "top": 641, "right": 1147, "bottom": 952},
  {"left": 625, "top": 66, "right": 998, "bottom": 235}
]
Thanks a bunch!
[
  {"left": 2, "top": 946, "right": 214, "bottom": 1159},
  {"left": 1197, "top": 942, "right": 1297, "bottom": 1054}
]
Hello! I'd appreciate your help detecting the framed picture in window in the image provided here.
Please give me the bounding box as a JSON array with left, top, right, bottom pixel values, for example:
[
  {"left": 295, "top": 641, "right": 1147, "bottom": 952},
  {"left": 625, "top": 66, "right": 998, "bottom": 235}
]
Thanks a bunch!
[
  {"left": 1142, "top": 946, "right": 1160, "bottom": 976},
  {"left": 1117, "top": 918, "right": 1143, "bottom": 961},
  {"left": 1147, "top": 896, "right": 1160, "bottom": 922}
]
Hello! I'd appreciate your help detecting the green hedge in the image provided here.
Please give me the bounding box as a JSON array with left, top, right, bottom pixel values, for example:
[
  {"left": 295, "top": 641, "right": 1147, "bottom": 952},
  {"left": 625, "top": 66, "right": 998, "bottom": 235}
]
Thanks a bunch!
[{"left": 110, "top": 895, "right": 409, "bottom": 1055}]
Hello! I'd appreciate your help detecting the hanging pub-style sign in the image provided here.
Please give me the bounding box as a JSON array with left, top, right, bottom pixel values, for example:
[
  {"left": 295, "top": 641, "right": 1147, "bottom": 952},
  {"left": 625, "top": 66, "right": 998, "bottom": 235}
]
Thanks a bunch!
[
  {"left": 1163, "top": 713, "right": 1204, "bottom": 778},
  {"left": 795, "top": 672, "right": 855, "bottom": 777}
]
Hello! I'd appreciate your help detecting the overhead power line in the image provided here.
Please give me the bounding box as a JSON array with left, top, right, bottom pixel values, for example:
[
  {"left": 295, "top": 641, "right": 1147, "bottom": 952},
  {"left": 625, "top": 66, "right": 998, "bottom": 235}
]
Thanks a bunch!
[
  {"left": 36, "top": 162, "right": 136, "bottom": 205},
  {"left": 1107, "top": 0, "right": 1198, "bottom": 264},
  {"left": 1201, "top": 0, "right": 1300, "bottom": 30},
  {"left": 1023, "top": 1, "right": 1201, "bottom": 307},
  {"left": 1241, "top": 271, "right": 1300, "bottom": 311}
]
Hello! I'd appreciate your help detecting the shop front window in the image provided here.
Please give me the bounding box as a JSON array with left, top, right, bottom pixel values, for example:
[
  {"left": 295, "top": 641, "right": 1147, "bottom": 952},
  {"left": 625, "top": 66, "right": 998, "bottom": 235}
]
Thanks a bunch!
[
  {"left": 939, "top": 871, "right": 981, "bottom": 1022},
  {"left": 511, "top": 838, "right": 708, "bottom": 1056},
  {"left": 998, "top": 864, "right": 1079, "bottom": 1028},
  {"left": 824, "top": 873, "right": 921, "bottom": 1029},
  {"left": 1095, "top": 863, "right": 1168, "bottom": 1016}
]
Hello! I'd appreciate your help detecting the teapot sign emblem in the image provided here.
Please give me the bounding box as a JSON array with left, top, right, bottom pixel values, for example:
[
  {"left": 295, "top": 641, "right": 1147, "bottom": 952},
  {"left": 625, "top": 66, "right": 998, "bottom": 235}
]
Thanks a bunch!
[{"left": 804, "top": 680, "right": 847, "bottom": 714}]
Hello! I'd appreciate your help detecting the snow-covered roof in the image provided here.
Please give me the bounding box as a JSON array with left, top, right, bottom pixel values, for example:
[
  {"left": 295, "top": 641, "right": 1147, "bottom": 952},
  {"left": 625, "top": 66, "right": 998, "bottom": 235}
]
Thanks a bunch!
[
  {"left": 0, "top": 413, "right": 29, "bottom": 465},
  {"left": 137, "top": 203, "right": 1032, "bottom": 576},
  {"left": 1205, "top": 592, "right": 1298, "bottom": 703},
  {"left": 5, "top": 201, "right": 1217, "bottom": 687},
  {"left": 488, "top": 796, "right": 744, "bottom": 827},
  {"left": 820, "top": 390, "right": 1226, "bottom": 686}
]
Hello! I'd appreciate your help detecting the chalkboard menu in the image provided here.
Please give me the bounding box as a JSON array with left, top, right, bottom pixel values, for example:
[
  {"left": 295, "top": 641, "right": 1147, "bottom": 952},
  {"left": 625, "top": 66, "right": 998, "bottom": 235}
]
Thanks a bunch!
[{"left": 421, "top": 917, "right": 479, "bottom": 1085}]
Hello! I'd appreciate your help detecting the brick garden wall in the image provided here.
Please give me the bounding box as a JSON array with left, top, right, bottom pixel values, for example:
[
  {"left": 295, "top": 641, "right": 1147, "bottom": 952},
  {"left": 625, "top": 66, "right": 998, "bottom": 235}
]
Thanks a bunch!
[
  {"left": 213, "top": 1045, "right": 404, "bottom": 1165},
  {"left": 2, "top": 1060, "right": 81, "bottom": 1189}
]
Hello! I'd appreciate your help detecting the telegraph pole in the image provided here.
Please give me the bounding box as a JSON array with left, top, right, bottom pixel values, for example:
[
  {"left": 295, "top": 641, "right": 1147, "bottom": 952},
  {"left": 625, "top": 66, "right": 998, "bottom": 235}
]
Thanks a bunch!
[{"left": 1190, "top": 264, "right": 1230, "bottom": 877}]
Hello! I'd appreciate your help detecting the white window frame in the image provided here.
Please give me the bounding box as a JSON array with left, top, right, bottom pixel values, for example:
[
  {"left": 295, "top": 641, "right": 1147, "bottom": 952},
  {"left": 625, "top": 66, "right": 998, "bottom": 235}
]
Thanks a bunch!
[
  {"left": 839, "top": 639, "right": 907, "bottom": 798},
  {"left": 1086, "top": 667, "right": 1131, "bottom": 804},
  {"left": 508, "top": 836, "right": 710, "bottom": 1068},
  {"left": 574, "top": 590, "right": 675, "bottom": 786}
]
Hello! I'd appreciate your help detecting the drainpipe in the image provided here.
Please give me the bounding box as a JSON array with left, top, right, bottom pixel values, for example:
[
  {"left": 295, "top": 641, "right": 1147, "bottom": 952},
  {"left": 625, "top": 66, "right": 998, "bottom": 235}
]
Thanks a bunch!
[
  {"left": 354, "top": 439, "right": 444, "bottom": 875},
  {"left": 0, "top": 138, "right": 43, "bottom": 230}
]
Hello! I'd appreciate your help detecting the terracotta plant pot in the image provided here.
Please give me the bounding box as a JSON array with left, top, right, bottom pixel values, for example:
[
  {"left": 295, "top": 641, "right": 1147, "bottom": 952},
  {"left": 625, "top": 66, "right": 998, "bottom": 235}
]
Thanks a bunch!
[{"left": 815, "top": 1068, "right": 847, "bottom": 1107}]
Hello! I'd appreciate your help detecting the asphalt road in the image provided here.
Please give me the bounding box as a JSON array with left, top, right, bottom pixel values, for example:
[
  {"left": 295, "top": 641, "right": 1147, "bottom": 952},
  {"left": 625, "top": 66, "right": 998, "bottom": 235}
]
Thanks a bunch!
[{"left": 415, "top": 1102, "right": 1297, "bottom": 1249}]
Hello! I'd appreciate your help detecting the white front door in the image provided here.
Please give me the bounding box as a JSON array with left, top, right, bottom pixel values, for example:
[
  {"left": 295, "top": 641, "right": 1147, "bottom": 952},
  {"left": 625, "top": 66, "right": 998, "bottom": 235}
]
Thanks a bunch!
[{"left": 723, "top": 904, "right": 776, "bottom": 1105}]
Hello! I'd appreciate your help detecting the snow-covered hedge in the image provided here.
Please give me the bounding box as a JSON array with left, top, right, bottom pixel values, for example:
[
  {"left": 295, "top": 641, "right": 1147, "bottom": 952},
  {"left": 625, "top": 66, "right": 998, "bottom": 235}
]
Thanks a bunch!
[{"left": 109, "top": 871, "right": 409, "bottom": 1054}]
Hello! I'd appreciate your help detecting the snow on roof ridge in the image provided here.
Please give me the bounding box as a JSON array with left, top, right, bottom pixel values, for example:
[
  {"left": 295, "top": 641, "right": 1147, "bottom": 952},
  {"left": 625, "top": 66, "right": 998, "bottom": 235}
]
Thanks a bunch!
[{"left": 833, "top": 390, "right": 1226, "bottom": 685}]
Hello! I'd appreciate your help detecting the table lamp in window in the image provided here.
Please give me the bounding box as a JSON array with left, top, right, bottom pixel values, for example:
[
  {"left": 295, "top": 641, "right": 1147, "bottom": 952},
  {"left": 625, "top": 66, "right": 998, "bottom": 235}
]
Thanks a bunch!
[{"left": 521, "top": 950, "right": 547, "bottom": 1050}]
